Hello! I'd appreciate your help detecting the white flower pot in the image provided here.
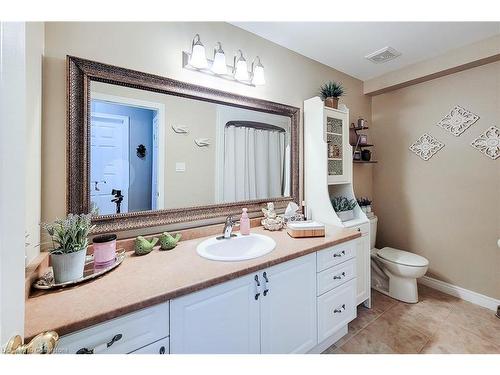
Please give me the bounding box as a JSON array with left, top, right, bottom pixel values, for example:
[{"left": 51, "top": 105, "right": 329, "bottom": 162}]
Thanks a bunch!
[
  {"left": 361, "top": 206, "right": 367, "bottom": 213},
  {"left": 366, "top": 205, "right": 372, "bottom": 213},
  {"left": 50, "top": 248, "right": 87, "bottom": 283},
  {"left": 337, "top": 210, "right": 354, "bottom": 222}
]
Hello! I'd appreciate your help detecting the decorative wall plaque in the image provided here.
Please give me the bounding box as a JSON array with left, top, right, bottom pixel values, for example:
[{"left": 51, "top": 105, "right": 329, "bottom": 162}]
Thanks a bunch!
[
  {"left": 436, "top": 105, "right": 479, "bottom": 136},
  {"left": 409, "top": 133, "right": 444, "bottom": 161},
  {"left": 470, "top": 126, "right": 500, "bottom": 160}
]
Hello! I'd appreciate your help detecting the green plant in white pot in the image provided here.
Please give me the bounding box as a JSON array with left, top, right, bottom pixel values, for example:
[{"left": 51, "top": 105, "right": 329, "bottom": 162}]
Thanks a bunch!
[
  {"left": 44, "top": 214, "right": 95, "bottom": 283},
  {"left": 331, "top": 196, "right": 357, "bottom": 222}
]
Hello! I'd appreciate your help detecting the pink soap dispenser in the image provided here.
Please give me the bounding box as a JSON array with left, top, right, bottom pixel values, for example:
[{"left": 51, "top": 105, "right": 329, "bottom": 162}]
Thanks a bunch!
[{"left": 240, "top": 208, "right": 250, "bottom": 235}]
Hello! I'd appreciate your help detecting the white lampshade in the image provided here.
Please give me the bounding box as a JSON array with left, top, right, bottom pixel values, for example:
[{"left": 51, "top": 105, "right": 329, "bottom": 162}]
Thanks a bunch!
[
  {"left": 233, "top": 50, "right": 249, "bottom": 81},
  {"left": 189, "top": 34, "right": 208, "bottom": 69},
  {"left": 252, "top": 57, "right": 265, "bottom": 85},
  {"left": 211, "top": 42, "right": 227, "bottom": 75}
]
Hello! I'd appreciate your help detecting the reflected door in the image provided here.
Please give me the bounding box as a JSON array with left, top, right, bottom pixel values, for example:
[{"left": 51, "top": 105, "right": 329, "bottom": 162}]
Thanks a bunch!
[{"left": 90, "top": 113, "right": 130, "bottom": 215}]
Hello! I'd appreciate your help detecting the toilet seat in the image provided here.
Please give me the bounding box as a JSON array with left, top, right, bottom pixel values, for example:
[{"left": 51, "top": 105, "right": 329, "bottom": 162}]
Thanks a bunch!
[{"left": 377, "top": 247, "right": 429, "bottom": 267}]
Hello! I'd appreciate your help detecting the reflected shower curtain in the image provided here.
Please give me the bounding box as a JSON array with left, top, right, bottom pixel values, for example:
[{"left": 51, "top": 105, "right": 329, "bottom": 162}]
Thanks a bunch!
[{"left": 223, "top": 126, "right": 285, "bottom": 202}]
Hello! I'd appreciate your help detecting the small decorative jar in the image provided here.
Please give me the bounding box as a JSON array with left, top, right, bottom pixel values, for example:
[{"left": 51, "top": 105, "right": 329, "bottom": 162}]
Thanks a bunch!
[{"left": 92, "top": 234, "right": 117, "bottom": 266}]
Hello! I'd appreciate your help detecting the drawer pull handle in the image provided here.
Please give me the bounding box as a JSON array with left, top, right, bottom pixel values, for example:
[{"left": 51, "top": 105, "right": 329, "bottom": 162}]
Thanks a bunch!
[
  {"left": 262, "top": 272, "right": 269, "bottom": 296},
  {"left": 333, "top": 272, "right": 346, "bottom": 280},
  {"left": 159, "top": 346, "right": 166, "bottom": 354},
  {"left": 333, "top": 304, "right": 346, "bottom": 314},
  {"left": 76, "top": 334, "right": 122, "bottom": 354},
  {"left": 333, "top": 250, "right": 345, "bottom": 258},
  {"left": 254, "top": 275, "right": 261, "bottom": 300}
]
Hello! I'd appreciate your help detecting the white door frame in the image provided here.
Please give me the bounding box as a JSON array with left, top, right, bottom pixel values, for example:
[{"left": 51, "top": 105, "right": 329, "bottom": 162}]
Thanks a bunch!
[
  {"left": 0, "top": 22, "right": 27, "bottom": 345},
  {"left": 91, "top": 92, "right": 166, "bottom": 210}
]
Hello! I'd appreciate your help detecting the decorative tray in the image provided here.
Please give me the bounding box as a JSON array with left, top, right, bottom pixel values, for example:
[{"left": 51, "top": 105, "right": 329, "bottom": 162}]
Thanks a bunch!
[{"left": 33, "top": 249, "right": 126, "bottom": 290}]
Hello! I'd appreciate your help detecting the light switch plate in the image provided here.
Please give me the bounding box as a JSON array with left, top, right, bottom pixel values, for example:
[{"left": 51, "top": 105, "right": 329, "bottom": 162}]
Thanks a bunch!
[{"left": 175, "top": 162, "right": 186, "bottom": 172}]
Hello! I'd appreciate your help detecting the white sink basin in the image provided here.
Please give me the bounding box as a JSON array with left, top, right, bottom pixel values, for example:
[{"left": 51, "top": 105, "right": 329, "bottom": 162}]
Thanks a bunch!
[{"left": 196, "top": 233, "right": 276, "bottom": 261}]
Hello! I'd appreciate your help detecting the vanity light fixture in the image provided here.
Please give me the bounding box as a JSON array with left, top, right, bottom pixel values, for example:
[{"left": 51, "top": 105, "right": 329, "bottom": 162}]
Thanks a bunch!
[
  {"left": 211, "top": 42, "right": 227, "bottom": 75},
  {"left": 182, "top": 34, "right": 265, "bottom": 87},
  {"left": 188, "top": 34, "right": 208, "bottom": 69},
  {"left": 233, "top": 50, "right": 249, "bottom": 82},
  {"left": 251, "top": 56, "right": 265, "bottom": 86}
]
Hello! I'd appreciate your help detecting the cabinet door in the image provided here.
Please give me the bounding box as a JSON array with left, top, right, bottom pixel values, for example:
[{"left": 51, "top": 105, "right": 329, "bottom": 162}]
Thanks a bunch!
[
  {"left": 170, "top": 274, "right": 260, "bottom": 354},
  {"left": 325, "top": 109, "right": 350, "bottom": 185},
  {"left": 129, "top": 337, "right": 169, "bottom": 354},
  {"left": 356, "top": 235, "right": 370, "bottom": 306},
  {"left": 260, "top": 253, "right": 317, "bottom": 354}
]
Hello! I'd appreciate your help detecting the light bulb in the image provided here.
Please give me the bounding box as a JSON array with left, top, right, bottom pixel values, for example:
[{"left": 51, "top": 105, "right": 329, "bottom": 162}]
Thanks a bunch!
[
  {"left": 252, "top": 57, "right": 265, "bottom": 85},
  {"left": 189, "top": 34, "right": 208, "bottom": 69},
  {"left": 211, "top": 42, "right": 227, "bottom": 75},
  {"left": 233, "top": 50, "right": 249, "bottom": 81}
]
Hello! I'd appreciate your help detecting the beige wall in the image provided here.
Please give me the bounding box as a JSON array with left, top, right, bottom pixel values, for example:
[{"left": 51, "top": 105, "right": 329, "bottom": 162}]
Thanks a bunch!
[
  {"left": 372, "top": 61, "right": 500, "bottom": 299},
  {"left": 25, "top": 22, "right": 44, "bottom": 264},
  {"left": 42, "top": 22, "right": 372, "bottom": 230}
]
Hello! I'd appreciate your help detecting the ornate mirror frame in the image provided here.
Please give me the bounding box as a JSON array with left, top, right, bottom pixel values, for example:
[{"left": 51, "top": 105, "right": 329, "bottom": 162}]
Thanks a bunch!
[{"left": 67, "top": 56, "right": 300, "bottom": 234}]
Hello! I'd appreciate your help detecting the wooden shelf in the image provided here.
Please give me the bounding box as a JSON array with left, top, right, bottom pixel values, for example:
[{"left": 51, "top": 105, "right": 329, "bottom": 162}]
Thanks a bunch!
[
  {"left": 356, "top": 144, "right": 374, "bottom": 147},
  {"left": 353, "top": 160, "right": 378, "bottom": 164},
  {"left": 351, "top": 126, "right": 369, "bottom": 131}
]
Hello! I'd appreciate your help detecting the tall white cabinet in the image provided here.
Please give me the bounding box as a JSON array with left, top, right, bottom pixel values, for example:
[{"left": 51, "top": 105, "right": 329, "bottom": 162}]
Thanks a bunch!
[{"left": 304, "top": 97, "right": 371, "bottom": 308}]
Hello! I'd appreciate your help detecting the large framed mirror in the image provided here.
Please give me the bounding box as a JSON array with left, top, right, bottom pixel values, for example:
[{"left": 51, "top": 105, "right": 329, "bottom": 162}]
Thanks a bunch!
[{"left": 67, "top": 56, "right": 299, "bottom": 233}]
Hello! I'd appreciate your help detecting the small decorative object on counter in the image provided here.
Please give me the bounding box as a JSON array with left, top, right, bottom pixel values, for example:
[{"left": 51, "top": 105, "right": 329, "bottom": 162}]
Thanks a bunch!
[
  {"left": 353, "top": 150, "right": 362, "bottom": 160},
  {"left": 92, "top": 234, "right": 117, "bottom": 267},
  {"left": 159, "top": 232, "right": 182, "bottom": 250},
  {"left": 261, "top": 202, "right": 284, "bottom": 231},
  {"left": 134, "top": 236, "right": 158, "bottom": 256},
  {"left": 43, "top": 213, "right": 95, "bottom": 284},
  {"left": 239, "top": 208, "right": 250, "bottom": 235},
  {"left": 319, "top": 81, "right": 345, "bottom": 109},
  {"left": 282, "top": 201, "right": 305, "bottom": 224},
  {"left": 331, "top": 196, "right": 357, "bottom": 222},
  {"left": 287, "top": 221, "right": 325, "bottom": 238}
]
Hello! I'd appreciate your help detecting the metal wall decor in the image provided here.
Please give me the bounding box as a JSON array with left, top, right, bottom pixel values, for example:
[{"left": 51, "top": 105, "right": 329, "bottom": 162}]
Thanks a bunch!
[
  {"left": 436, "top": 105, "right": 479, "bottom": 136},
  {"left": 409, "top": 133, "right": 444, "bottom": 161},
  {"left": 470, "top": 126, "right": 500, "bottom": 160}
]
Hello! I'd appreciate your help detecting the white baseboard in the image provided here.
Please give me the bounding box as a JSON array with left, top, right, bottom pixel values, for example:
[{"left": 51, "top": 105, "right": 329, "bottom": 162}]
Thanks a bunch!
[{"left": 418, "top": 276, "right": 500, "bottom": 312}]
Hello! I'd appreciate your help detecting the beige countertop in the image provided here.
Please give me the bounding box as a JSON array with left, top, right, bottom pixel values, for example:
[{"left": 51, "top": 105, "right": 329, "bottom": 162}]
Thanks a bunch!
[{"left": 25, "top": 226, "right": 360, "bottom": 340}]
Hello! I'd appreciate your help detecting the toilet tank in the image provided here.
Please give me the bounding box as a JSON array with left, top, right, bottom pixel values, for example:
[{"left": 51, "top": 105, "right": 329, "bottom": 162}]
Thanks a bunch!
[{"left": 369, "top": 216, "right": 378, "bottom": 249}]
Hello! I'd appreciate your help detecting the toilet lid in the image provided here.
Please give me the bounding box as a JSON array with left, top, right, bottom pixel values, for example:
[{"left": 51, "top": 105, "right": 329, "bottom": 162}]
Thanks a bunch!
[{"left": 377, "top": 247, "right": 429, "bottom": 267}]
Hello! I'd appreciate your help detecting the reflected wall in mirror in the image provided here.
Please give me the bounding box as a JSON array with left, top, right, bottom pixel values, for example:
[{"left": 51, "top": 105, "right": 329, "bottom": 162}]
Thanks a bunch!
[
  {"left": 67, "top": 56, "right": 299, "bottom": 233},
  {"left": 89, "top": 82, "right": 291, "bottom": 216}
]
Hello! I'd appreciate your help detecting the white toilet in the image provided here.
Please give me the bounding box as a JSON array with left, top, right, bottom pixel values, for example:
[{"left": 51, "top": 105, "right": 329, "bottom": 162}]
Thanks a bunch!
[{"left": 369, "top": 216, "right": 429, "bottom": 303}]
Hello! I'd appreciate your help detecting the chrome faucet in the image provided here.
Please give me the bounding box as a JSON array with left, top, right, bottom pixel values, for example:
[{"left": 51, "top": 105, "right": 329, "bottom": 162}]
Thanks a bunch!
[{"left": 220, "top": 215, "right": 237, "bottom": 240}]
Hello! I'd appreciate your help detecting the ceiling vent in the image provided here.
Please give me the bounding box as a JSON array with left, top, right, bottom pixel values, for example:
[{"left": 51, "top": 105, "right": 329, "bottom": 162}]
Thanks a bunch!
[{"left": 365, "top": 46, "right": 401, "bottom": 64}]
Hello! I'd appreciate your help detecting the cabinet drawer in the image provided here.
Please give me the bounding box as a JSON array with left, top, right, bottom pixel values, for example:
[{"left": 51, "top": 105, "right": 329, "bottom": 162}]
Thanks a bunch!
[
  {"left": 317, "top": 258, "right": 356, "bottom": 296},
  {"left": 57, "top": 302, "right": 169, "bottom": 354},
  {"left": 129, "top": 337, "right": 169, "bottom": 354},
  {"left": 317, "top": 279, "right": 356, "bottom": 343},
  {"left": 317, "top": 240, "right": 356, "bottom": 272}
]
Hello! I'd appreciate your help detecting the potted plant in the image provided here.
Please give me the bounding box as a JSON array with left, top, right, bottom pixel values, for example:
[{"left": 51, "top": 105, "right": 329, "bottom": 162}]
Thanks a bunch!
[
  {"left": 319, "top": 81, "right": 345, "bottom": 109},
  {"left": 44, "top": 213, "right": 95, "bottom": 283},
  {"left": 331, "top": 196, "right": 357, "bottom": 222},
  {"left": 357, "top": 197, "right": 373, "bottom": 213}
]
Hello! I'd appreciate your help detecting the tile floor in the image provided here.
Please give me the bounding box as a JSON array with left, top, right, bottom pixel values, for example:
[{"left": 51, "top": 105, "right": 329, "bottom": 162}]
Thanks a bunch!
[{"left": 323, "top": 285, "right": 500, "bottom": 354}]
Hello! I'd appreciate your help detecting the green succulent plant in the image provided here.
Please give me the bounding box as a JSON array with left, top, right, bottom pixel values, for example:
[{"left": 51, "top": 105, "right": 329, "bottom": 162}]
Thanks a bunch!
[
  {"left": 330, "top": 196, "right": 357, "bottom": 212},
  {"left": 43, "top": 213, "right": 95, "bottom": 254},
  {"left": 319, "top": 81, "right": 345, "bottom": 99}
]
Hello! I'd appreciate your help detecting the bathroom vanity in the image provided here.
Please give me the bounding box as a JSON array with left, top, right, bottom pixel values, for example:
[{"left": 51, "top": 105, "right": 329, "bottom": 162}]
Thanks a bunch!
[{"left": 25, "top": 227, "right": 360, "bottom": 354}]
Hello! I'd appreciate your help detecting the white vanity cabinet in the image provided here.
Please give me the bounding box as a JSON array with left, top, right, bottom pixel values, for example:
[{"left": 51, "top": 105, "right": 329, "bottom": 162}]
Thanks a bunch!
[
  {"left": 170, "top": 253, "right": 317, "bottom": 354},
  {"left": 57, "top": 302, "right": 169, "bottom": 354}
]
